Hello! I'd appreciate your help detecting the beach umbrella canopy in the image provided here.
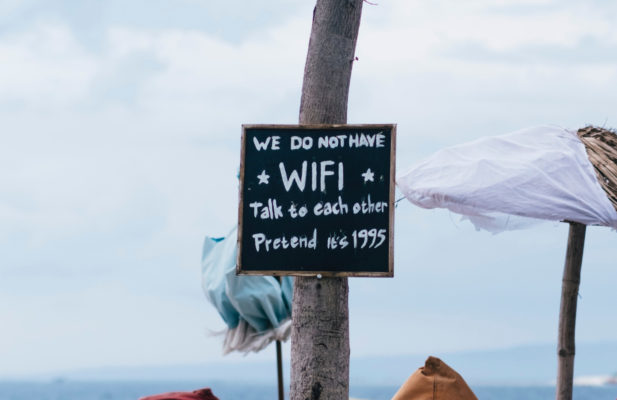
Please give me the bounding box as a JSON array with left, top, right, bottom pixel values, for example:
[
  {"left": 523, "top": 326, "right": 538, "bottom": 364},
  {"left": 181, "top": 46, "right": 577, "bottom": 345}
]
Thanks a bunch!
[
  {"left": 201, "top": 226, "right": 293, "bottom": 354},
  {"left": 397, "top": 125, "right": 617, "bottom": 233}
]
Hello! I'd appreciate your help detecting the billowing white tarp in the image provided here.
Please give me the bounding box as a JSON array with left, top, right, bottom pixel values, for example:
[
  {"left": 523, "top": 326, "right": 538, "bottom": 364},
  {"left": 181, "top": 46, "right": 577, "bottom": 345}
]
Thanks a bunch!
[{"left": 397, "top": 125, "right": 617, "bottom": 233}]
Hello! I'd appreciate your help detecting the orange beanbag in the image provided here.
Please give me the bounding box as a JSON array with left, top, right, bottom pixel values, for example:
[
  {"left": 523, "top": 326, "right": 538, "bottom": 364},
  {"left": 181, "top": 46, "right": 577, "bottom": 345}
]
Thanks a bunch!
[{"left": 392, "top": 356, "right": 478, "bottom": 400}]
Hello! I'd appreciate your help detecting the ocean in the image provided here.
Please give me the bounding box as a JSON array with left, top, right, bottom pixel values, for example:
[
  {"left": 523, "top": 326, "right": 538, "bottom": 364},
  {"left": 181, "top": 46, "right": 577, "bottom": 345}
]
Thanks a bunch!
[{"left": 0, "top": 381, "right": 616, "bottom": 400}]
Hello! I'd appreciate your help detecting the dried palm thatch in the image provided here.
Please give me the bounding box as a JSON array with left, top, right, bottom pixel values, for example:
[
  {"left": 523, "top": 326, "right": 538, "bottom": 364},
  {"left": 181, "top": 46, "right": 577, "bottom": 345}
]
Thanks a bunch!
[{"left": 576, "top": 126, "right": 617, "bottom": 212}]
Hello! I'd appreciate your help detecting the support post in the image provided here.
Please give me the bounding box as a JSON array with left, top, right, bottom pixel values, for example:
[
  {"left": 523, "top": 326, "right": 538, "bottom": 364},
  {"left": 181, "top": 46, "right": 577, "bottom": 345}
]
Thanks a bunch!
[
  {"left": 290, "top": 1, "right": 364, "bottom": 399},
  {"left": 274, "top": 276, "right": 284, "bottom": 400},
  {"left": 276, "top": 340, "right": 284, "bottom": 400},
  {"left": 556, "top": 222, "right": 587, "bottom": 400}
]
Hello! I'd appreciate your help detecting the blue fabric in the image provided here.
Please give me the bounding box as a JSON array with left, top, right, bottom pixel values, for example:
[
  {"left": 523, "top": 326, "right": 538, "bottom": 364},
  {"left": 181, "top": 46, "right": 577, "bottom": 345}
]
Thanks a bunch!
[
  {"left": 201, "top": 227, "right": 240, "bottom": 329},
  {"left": 201, "top": 226, "right": 293, "bottom": 333}
]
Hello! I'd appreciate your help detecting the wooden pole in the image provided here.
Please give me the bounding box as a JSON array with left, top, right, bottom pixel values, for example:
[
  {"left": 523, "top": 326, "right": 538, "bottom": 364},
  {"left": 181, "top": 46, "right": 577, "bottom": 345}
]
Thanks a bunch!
[
  {"left": 291, "top": 1, "right": 363, "bottom": 399},
  {"left": 274, "top": 276, "right": 284, "bottom": 400},
  {"left": 556, "top": 222, "right": 587, "bottom": 400},
  {"left": 276, "top": 339, "right": 284, "bottom": 400}
]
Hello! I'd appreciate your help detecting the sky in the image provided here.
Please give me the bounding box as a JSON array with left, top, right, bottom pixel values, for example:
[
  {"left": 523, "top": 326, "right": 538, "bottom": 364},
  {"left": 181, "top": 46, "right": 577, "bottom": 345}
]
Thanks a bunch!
[{"left": 1, "top": 0, "right": 616, "bottom": 379}]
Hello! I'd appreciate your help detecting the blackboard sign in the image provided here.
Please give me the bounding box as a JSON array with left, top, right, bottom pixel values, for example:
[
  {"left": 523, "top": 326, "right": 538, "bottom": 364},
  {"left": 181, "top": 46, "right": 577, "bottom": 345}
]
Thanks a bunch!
[{"left": 237, "top": 124, "right": 396, "bottom": 277}]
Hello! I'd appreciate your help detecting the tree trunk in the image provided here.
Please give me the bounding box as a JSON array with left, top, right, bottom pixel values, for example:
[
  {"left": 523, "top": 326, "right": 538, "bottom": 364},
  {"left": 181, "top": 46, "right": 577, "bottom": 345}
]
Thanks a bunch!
[
  {"left": 556, "top": 222, "right": 586, "bottom": 400},
  {"left": 291, "top": 1, "right": 363, "bottom": 400}
]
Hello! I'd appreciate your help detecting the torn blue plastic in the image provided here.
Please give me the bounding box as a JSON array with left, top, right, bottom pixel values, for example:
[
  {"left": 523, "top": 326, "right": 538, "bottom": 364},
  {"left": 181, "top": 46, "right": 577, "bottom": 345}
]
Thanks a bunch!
[{"left": 201, "top": 226, "right": 293, "bottom": 333}]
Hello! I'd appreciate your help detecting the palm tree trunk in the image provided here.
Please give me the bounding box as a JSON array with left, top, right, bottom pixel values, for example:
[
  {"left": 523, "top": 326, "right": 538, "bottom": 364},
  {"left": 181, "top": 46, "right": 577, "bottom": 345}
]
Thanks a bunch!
[{"left": 291, "top": 1, "right": 364, "bottom": 399}]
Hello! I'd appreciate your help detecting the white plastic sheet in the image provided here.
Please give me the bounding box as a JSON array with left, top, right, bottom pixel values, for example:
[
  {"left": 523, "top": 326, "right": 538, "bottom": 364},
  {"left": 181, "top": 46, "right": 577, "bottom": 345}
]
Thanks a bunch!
[{"left": 397, "top": 126, "right": 617, "bottom": 233}]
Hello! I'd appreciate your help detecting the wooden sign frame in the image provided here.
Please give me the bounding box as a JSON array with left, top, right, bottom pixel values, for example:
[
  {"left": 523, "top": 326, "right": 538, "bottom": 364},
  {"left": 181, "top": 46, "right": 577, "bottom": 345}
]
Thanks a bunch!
[{"left": 237, "top": 124, "right": 396, "bottom": 277}]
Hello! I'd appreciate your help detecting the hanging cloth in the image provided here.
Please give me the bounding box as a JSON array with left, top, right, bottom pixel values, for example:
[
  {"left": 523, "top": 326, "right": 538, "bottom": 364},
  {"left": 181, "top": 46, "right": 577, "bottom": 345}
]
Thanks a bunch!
[
  {"left": 201, "top": 226, "right": 293, "bottom": 354},
  {"left": 397, "top": 125, "right": 617, "bottom": 233}
]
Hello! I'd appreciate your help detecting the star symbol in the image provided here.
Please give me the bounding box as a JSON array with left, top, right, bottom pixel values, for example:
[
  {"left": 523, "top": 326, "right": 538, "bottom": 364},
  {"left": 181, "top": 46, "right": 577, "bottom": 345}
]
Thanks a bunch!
[
  {"left": 257, "top": 170, "right": 270, "bottom": 185},
  {"left": 361, "top": 168, "right": 375, "bottom": 183}
]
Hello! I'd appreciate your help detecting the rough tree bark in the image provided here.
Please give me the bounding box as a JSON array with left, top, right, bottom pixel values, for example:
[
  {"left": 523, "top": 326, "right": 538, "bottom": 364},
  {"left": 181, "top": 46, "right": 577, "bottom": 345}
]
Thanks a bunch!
[
  {"left": 290, "top": 1, "right": 364, "bottom": 400},
  {"left": 556, "top": 222, "right": 586, "bottom": 400}
]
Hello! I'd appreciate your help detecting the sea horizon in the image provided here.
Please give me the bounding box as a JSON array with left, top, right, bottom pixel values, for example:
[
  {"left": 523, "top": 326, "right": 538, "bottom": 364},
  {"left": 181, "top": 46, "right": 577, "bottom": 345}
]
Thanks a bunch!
[
  {"left": 1, "top": 379, "right": 616, "bottom": 400},
  {"left": 6, "top": 341, "right": 617, "bottom": 388}
]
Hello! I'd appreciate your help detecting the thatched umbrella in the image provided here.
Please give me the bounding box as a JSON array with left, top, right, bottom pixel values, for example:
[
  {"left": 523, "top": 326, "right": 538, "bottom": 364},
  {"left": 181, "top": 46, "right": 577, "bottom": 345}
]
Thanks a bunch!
[
  {"left": 397, "top": 125, "right": 617, "bottom": 400},
  {"left": 577, "top": 126, "right": 617, "bottom": 211},
  {"left": 557, "top": 126, "right": 617, "bottom": 399}
]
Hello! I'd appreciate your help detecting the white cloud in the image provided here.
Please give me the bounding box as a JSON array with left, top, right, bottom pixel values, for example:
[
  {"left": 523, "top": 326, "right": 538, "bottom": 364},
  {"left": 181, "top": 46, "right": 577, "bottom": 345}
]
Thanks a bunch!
[
  {"left": 0, "top": 24, "right": 97, "bottom": 106},
  {"left": 359, "top": 0, "right": 617, "bottom": 66}
]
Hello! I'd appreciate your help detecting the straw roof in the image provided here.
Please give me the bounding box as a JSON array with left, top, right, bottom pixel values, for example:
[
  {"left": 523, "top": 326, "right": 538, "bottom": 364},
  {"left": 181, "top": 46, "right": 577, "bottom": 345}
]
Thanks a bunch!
[{"left": 576, "top": 126, "right": 617, "bottom": 212}]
